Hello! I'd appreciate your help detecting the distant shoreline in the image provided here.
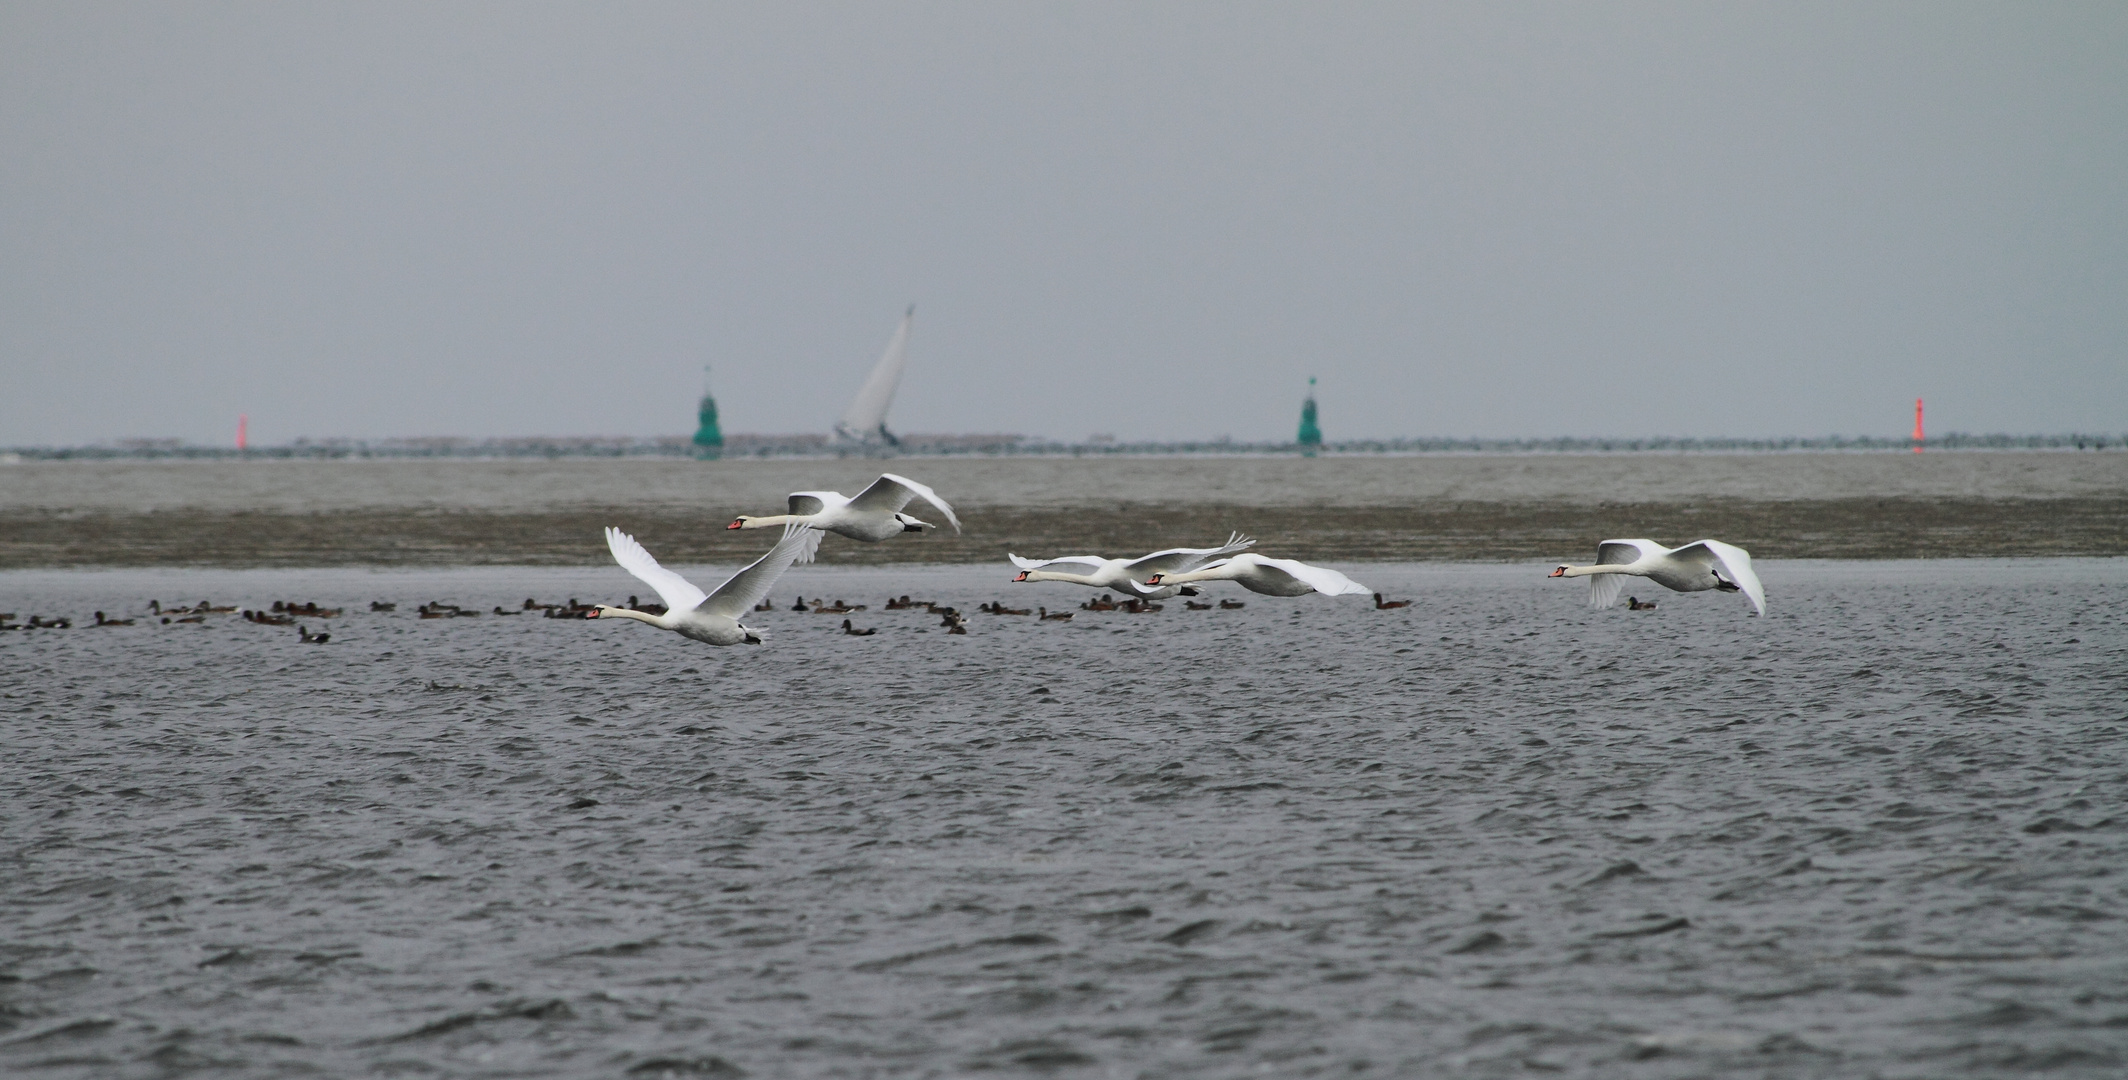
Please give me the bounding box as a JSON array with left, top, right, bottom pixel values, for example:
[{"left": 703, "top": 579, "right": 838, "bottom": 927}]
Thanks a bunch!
[
  {"left": 9, "top": 453, "right": 2121, "bottom": 567},
  {"left": 4, "top": 430, "right": 2122, "bottom": 462},
  {"left": 6, "top": 498, "right": 2122, "bottom": 568}
]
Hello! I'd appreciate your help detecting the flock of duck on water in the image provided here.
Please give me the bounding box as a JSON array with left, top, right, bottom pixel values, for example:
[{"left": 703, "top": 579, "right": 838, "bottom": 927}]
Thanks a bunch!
[{"left": 0, "top": 471, "right": 1767, "bottom": 645}]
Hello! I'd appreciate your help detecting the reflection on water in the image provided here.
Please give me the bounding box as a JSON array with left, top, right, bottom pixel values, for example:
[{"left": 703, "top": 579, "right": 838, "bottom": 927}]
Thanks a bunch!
[{"left": 1, "top": 560, "right": 2124, "bottom": 1076}]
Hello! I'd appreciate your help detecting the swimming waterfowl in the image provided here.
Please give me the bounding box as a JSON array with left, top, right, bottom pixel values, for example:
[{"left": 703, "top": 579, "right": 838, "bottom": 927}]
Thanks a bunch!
[
  {"left": 588, "top": 522, "right": 816, "bottom": 646},
  {"left": 1010, "top": 534, "right": 1253, "bottom": 599},
  {"left": 1147, "top": 553, "right": 1371, "bottom": 598},
  {"left": 841, "top": 619, "right": 876, "bottom": 637},
  {"left": 1549, "top": 539, "right": 1765, "bottom": 616},
  {"left": 1219, "top": 599, "right": 1246, "bottom": 609},
  {"left": 1372, "top": 593, "right": 1411, "bottom": 610},
  {"left": 1627, "top": 596, "right": 1658, "bottom": 611},
  {"left": 1185, "top": 600, "right": 1212, "bottom": 610},
  {"left": 1038, "top": 607, "right": 1072, "bottom": 621},
  {"left": 92, "top": 611, "right": 134, "bottom": 626},
  {"left": 729, "top": 473, "right": 961, "bottom": 559},
  {"left": 298, "top": 625, "right": 330, "bottom": 644}
]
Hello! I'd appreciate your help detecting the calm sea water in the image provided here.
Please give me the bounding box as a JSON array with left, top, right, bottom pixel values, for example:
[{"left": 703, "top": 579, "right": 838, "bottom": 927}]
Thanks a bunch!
[{"left": 3, "top": 559, "right": 2125, "bottom": 1078}]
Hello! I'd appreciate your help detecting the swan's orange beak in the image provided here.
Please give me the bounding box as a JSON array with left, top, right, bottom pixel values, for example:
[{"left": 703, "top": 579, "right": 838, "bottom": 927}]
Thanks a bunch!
[
  {"left": 1145, "top": 574, "right": 1163, "bottom": 585},
  {"left": 1013, "top": 571, "right": 1030, "bottom": 582},
  {"left": 727, "top": 519, "right": 744, "bottom": 530},
  {"left": 1548, "top": 566, "right": 1567, "bottom": 577}
]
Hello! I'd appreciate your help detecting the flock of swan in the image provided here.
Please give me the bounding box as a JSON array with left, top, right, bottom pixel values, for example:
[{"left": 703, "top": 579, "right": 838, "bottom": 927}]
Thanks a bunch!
[{"left": 590, "top": 472, "right": 1769, "bottom": 648}]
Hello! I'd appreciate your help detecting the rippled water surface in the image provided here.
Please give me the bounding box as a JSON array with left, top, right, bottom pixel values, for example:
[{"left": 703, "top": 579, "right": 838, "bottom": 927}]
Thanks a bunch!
[{"left": 4, "top": 560, "right": 2126, "bottom": 1078}]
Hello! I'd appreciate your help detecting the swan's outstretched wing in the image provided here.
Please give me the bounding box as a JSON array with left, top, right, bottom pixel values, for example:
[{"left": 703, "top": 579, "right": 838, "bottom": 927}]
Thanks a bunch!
[
  {"left": 701, "top": 522, "right": 819, "bottom": 618},
  {"left": 1588, "top": 538, "right": 1661, "bottom": 609},
  {"left": 790, "top": 525, "right": 826, "bottom": 566},
  {"left": 786, "top": 491, "right": 840, "bottom": 517},
  {"left": 849, "top": 473, "right": 962, "bottom": 534},
  {"left": 1009, "top": 553, "right": 1107, "bottom": 572},
  {"left": 1124, "top": 533, "right": 1257, "bottom": 578},
  {"left": 1597, "top": 539, "right": 1663, "bottom": 565},
  {"left": 1680, "top": 539, "right": 1766, "bottom": 616},
  {"left": 605, "top": 527, "right": 709, "bottom": 612},
  {"left": 1255, "top": 555, "right": 1371, "bottom": 596}
]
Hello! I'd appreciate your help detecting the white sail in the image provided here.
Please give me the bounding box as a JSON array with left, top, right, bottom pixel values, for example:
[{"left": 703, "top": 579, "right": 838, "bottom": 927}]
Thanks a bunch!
[{"left": 834, "top": 306, "right": 913, "bottom": 446}]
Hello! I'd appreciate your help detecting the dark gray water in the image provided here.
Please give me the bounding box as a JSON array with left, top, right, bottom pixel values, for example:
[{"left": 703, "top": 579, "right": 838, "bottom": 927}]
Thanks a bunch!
[{"left": 4, "top": 560, "right": 2125, "bottom": 1078}]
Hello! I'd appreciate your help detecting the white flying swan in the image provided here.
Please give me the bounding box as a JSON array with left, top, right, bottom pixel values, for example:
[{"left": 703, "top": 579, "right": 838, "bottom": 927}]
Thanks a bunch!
[
  {"left": 729, "top": 472, "right": 961, "bottom": 562},
  {"left": 589, "top": 522, "right": 817, "bottom": 645},
  {"left": 1009, "top": 534, "right": 1255, "bottom": 599},
  {"left": 1145, "top": 553, "right": 1372, "bottom": 598},
  {"left": 1549, "top": 538, "right": 1766, "bottom": 616}
]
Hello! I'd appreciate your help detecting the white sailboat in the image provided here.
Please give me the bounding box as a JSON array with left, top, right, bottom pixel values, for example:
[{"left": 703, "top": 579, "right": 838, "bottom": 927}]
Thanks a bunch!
[{"left": 833, "top": 306, "right": 914, "bottom": 451}]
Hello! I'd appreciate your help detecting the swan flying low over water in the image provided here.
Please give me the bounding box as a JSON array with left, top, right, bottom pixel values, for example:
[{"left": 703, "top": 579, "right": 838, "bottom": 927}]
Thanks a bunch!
[
  {"left": 591, "top": 522, "right": 817, "bottom": 645},
  {"left": 1146, "top": 553, "right": 1371, "bottom": 598},
  {"left": 1549, "top": 538, "right": 1766, "bottom": 616},
  {"left": 1010, "top": 534, "right": 1254, "bottom": 599},
  {"left": 729, "top": 473, "right": 960, "bottom": 562}
]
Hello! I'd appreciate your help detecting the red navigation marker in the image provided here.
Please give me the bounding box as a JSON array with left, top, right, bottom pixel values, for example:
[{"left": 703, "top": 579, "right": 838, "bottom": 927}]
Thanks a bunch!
[{"left": 1912, "top": 398, "right": 1924, "bottom": 453}]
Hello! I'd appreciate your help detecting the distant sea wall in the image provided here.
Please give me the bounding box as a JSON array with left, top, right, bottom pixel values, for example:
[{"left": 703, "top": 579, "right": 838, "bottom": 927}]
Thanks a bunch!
[{"left": 4, "top": 431, "right": 2122, "bottom": 461}]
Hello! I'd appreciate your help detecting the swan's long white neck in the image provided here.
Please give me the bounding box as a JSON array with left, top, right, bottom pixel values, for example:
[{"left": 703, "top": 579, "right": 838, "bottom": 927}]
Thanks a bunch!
[
  {"left": 734, "top": 514, "right": 804, "bottom": 529},
  {"left": 593, "top": 605, "right": 675, "bottom": 628},
  {"left": 1557, "top": 564, "right": 1637, "bottom": 579},
  {"left": 1019, "top": 569, "right": 1104, "bottom": 585}
]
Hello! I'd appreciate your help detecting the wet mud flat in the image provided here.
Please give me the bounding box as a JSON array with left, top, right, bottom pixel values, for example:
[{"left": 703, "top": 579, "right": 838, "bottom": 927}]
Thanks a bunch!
[
  {"left": 6, "top": 497, "right": 2127, "bottom": 567},
  {"left": 4, "top": 452, "right": 2125, "bottom": 567},
  {"left": 2, "top": 560, "right": 2125, "bottom": 1078}
]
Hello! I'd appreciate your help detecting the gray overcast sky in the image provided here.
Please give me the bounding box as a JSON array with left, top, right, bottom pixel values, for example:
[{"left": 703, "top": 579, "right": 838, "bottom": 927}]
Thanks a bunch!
[{"left": 3, "top": 2, "right": 2123, "bottom": 446}]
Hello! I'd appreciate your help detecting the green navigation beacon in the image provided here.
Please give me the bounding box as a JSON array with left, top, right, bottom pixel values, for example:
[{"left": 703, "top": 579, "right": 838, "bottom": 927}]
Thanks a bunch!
[
  {"left": 1297, "top": 376, "right": 1322, "bottom": 456},
  {"left": 693, "top": 365, "right": 724, "bottom": 460}
]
